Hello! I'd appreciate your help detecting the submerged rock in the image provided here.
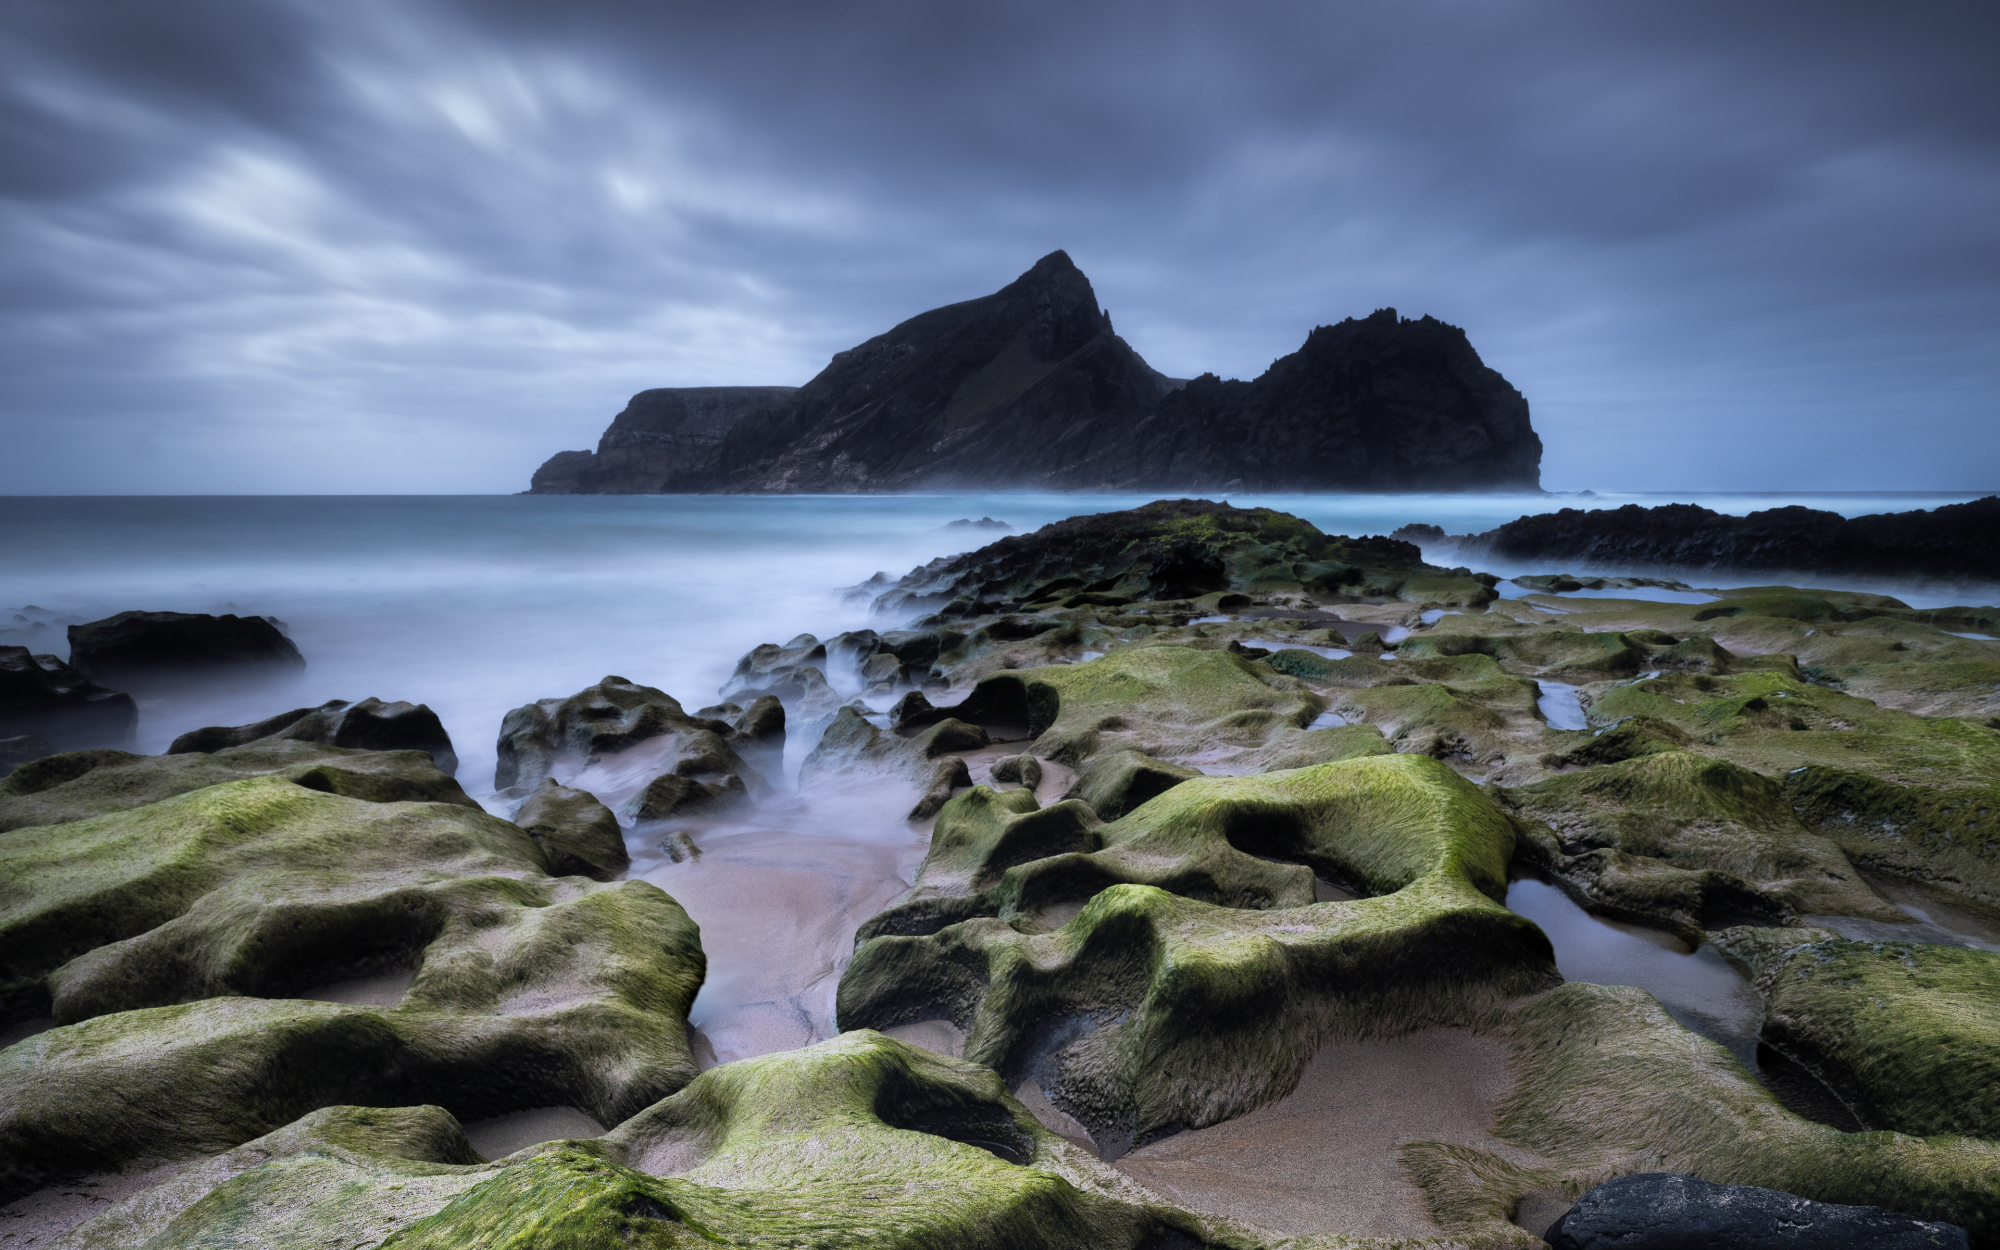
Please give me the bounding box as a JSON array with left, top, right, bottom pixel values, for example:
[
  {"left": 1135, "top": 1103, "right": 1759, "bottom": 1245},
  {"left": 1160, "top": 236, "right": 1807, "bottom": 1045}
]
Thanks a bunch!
[
  {"left": 0, "top": 646, "right": 135, "bottom": 752},
  {"left": 1545, "top": 1172, "right": 1968, "bottom": 1250},
  {"left": 170, "top": 696, "right": 458, "bottom": 775},
  {"left": 67, "top": 610, "right": 304, "bottom": 687}
]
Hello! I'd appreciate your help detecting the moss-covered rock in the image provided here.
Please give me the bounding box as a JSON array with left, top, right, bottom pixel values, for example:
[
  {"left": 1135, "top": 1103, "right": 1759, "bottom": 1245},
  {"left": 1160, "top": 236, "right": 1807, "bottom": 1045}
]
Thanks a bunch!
[
  {"left": 1415, "top": 982, "right": 2000, "bottom": 1247},
  {"left": 839, "top": 754, "right": 1557, "bottom": 1154},
  {"left": 1582, "top": 669, "right": 2000, "bottom": 790},
  {"left": 54, "top": 1034, "right": 1265, "bottom": 1250},
  {"left": 1728, "top": 935, "right": 2000, "bottom": 1141},
  {"left": 508, "top": 777, "right": 630, "bottom": 880},
  {"left": 1499, "top": 751, "right": 1897, "bottom": 934},
  {"left": 0, "top": 777, "right": 703, "bottom": 1196},
  {"left": 947, "top": 645, "right": 1323, "bottom": 771},
  {"left": 0, "top": 738, "right": 476, "bottom": 832},
  {"left": 868, "top": 497, "right": 1477, "bottom": 616},
  {"left": 1785, "top": 765, "right": 2000, "bottom": 911},
  {"left": 1064, "top": 749, "right": 1202, "bottom": 820}
]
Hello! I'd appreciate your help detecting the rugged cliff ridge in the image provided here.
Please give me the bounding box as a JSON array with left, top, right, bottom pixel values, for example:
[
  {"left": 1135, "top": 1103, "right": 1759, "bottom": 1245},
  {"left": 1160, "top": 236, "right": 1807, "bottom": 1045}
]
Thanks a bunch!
[
  {"left": 527, "top": 251, "right": 1542, "bottom": 493},
  {"left": 528, "top": 386, "right": 797, "bottom": 494}
]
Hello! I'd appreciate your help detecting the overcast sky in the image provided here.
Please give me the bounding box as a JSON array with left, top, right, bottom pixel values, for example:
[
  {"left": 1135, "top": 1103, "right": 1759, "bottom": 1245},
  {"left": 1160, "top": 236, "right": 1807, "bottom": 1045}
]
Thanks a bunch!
[{"left": 2, "top": 0, "right": 1995, "bottom": 494}]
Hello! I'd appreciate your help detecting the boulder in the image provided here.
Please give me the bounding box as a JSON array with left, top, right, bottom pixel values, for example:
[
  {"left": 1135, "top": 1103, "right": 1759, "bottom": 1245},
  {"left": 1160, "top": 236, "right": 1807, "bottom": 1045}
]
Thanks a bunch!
[
  {"left": 1545, "top": 1173, "right": 1968, "bottom": 1249},
  {"left": 0, "top": 777, "right": 705, "bottom": 1198},
  {"left": 0, "top": 646, "right": 136, "bottom": 751},
  {"left": 1063, "top": 749, "right": 1199, "bottom": 821},
  {"left": 508, "top": 778, "right": 630, "bottom": 880},
  {"left": 170, "top": 697, "right": 458, "bottom": 776},
  {"left": 67, "top": 611, "right": 304, "bottom": 687}
]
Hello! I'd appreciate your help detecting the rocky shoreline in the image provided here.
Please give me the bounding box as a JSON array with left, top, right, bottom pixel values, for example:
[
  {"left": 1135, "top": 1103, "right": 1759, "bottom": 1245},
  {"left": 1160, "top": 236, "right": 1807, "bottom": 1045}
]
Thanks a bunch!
[{"left": 4, "top": 498, "right": 1999, "bottom": 1247}]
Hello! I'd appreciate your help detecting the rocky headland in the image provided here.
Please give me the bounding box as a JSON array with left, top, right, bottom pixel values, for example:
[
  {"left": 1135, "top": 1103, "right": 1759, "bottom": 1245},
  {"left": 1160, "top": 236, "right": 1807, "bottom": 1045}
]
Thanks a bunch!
[
  {"left": 5, "top": 498, "right": 2000, "bottom": 1248},
  {"left": 528, "top": 387, "right": 799, "bottom": 495},
  {"left": 526, "top": 252, "right": 1542, "bottom": 493},
  {"left": 1402, "top": 495, "right": 2000, "bottom": 587}
]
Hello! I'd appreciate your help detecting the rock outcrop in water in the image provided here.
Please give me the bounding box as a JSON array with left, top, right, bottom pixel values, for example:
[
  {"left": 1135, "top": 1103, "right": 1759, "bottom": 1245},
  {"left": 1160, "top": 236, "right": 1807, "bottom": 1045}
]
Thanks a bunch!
[
  {"left": 68, "top": 610, "right": 304, "bottom": 689},
  {"left": 0, "top": 646, "right": 135, "bottom": 753},
  {"left": 1424, "top": 496, "right": 2000, "bottom": 586},
  {"left": 525, "top": 252, "right": 1543, "bottom": 493},
  {"left": 527, "top": 386, "right": 798, "bottom": 494},
  {"left": 15, "top": 498, "right": 2000, "bottom": 1247}
]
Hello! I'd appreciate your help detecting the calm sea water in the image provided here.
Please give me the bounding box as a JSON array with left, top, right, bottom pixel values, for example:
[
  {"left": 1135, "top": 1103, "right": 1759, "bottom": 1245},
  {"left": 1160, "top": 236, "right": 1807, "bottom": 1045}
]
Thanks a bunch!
[{"left": 2, "top": 490, "right": 1989, "bottom": 793}]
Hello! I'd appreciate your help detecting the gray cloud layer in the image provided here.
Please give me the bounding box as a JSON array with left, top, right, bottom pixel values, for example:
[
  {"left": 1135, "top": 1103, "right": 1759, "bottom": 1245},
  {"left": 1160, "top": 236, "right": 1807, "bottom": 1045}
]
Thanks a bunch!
[{"left": 2, "top": 0, "right": 1995, "bottom": 492}]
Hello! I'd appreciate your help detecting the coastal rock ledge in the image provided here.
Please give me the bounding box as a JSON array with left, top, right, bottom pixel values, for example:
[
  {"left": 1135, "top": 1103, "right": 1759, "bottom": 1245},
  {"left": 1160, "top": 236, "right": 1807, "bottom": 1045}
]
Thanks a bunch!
[{"left": 527, "top": 251, "right": 1543, "bottom": 494}]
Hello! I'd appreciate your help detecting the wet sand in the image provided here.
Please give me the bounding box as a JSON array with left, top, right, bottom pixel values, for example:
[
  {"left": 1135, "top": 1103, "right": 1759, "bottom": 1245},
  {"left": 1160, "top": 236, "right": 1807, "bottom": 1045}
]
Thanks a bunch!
[
  {"left": 463, "top": 1106, "right": 606, "bottom": 1159},
  {"left": 1109, "top": 1029, "right": 1546, "bottom": 1239},
  {"left": 0, "top": 1160, "right": 194, "bottom": 1248}
]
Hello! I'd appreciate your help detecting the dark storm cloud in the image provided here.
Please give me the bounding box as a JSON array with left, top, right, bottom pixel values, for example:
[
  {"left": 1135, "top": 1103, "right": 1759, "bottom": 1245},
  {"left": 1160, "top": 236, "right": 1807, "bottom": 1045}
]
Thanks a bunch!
[{"left": 0, "top": 0, "right": 1995, "bottom": 492}]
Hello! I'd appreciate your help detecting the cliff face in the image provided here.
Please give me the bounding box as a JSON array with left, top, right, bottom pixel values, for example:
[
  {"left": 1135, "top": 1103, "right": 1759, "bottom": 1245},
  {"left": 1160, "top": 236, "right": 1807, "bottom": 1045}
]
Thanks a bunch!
[
  {"left": 675, "top": 251, "right": 1182, "bottom": 492},
  {"left": 1112, "top": 309, "right": 1541, "bottom": 491},
  {"left": 529, "top": 252, "right": 1543, "bottom": 494},
  {"left": 528, "top": 386, "right": 797, "bottom": 494}
]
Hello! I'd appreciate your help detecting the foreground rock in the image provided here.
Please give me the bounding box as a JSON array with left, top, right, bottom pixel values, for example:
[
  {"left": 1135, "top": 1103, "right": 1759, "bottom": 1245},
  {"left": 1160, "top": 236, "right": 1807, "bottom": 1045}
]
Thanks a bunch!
[
  {"left": 0, "top": 645, "right": 134, "bottom": 752},
  {"left": 67, "top": 610, "right": 304, "bottom": 688},
  {"left": 530, "top": 253, "right": 1542, "bottom": 493},
  {"left": 46, "top": 1033, "right": 1258, "bottom": 1250},
  {"left": 1545, "top": 1172, "right": 1968, "bottom": 1249},
  {"left": 0, "top": 775, "right": 704, "bottom": 1199},
  {"left": 169, "top": 695, "right": 458, "bottom": 774},
  {"left": 527, "top": 385, "right": 799, "bottom": 494}
]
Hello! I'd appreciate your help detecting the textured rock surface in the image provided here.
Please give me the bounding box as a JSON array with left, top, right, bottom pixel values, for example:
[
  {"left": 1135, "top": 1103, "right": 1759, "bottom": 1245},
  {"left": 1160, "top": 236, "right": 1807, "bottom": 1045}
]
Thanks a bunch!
[
  {"left": 0, "top": 775, "right": 704, "bottom": 1199},
  {"left": 1544, "top": 1172, "right": 1968, "bottom": 1250},
  {"left": 529, "top": 253, "right": 1541, "bottom": 493},
  {"left": 527, "top": 386, "right": 798, "bottom": 494},
  {"left": 1446, "top": 496, "right": 2000, "bottom": 585},
  {"left": 0, "top": 645, "right": 134, "bottom": 751},
  {"left": 169, "top": 695, "right": 458, "bottom": 775},
  {"left": 0, "top": 737, "right": 475, "bottom": 832},
  {"left": 48, "top": 1034, "right": 1261, "bottom": 1250},
  {"left": 495, "top": 675, "right": 768, "bottom": 796},
  {"left": 67, "top": 610, "right": 304, "bottom": 686}
]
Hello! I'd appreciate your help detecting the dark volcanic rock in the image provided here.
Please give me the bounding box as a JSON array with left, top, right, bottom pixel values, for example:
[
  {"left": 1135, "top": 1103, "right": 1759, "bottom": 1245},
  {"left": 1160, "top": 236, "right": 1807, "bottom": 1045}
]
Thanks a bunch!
[
  {"left": 1463, "top": 496, "right": 2000, "bottom": 585},
  {"left": 867, "top": 497, "right": 1487, "bottom": 615},
  {"left": 1125, "top": 308, "right": 1540, "bottom": 490},
  {"left": 527, "top": 386, "right": 798, "bottom": 494},
  {"left": 495, "top": 675, "right": 768, "bottom": 800},
  {"left": 0, "top": 647, "right": 136, "bottom": 751},
  {"left": 67, "top": 611, "right": 304, "bottom": 687},
  {"left": 533, "top": 252, "right": 1540, "bottom": 493},
  {"left": 1545, "top": 1173, "right": 1967, "bottom": 1249},
  {"left": 169, "top": 697, "right": 458, "bottom": 776}
]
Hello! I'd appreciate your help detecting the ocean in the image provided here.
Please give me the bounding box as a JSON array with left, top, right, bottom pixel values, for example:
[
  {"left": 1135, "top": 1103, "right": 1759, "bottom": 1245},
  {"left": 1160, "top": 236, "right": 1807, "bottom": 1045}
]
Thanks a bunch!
[{"left": 3, "top": 490, "right": 1988, "bottom": 796}]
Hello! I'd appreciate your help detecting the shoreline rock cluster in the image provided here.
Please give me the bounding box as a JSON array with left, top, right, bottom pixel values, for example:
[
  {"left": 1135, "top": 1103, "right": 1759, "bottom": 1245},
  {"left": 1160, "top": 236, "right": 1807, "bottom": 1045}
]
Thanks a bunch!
[{"left": 4, "top": 497, "right": 1999, "bottom": 1247}]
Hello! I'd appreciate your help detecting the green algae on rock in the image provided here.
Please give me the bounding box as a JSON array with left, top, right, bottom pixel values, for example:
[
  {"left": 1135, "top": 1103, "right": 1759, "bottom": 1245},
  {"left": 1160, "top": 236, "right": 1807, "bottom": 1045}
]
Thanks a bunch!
[
  {"left": 0, "top": 776, "right": 704, "bottom": 1198},
  {"left": 840, "top": 753, "right": 1557, "bottom": 1155},
  {"left": 52, "top": 1033, "right": 1269, "bottom": 1250},
  {"left": 0, "top": 737, "right": 477, "bottom": 832},
  {"left": 1721, "top": 931, "right": 2000, "bottom": 1141},
  {"left": 1448, "top": 982, "right": 2000, "bottom": 1246},
  {"left": 1499, "top": 751, "right": 1899, "bottom": 937},
  {"left": 1785, "top": 765, "right": 2000, "bottom": 911},
  {"left": 869, "top": 497, "right": 1494, "bottom": 616}
]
